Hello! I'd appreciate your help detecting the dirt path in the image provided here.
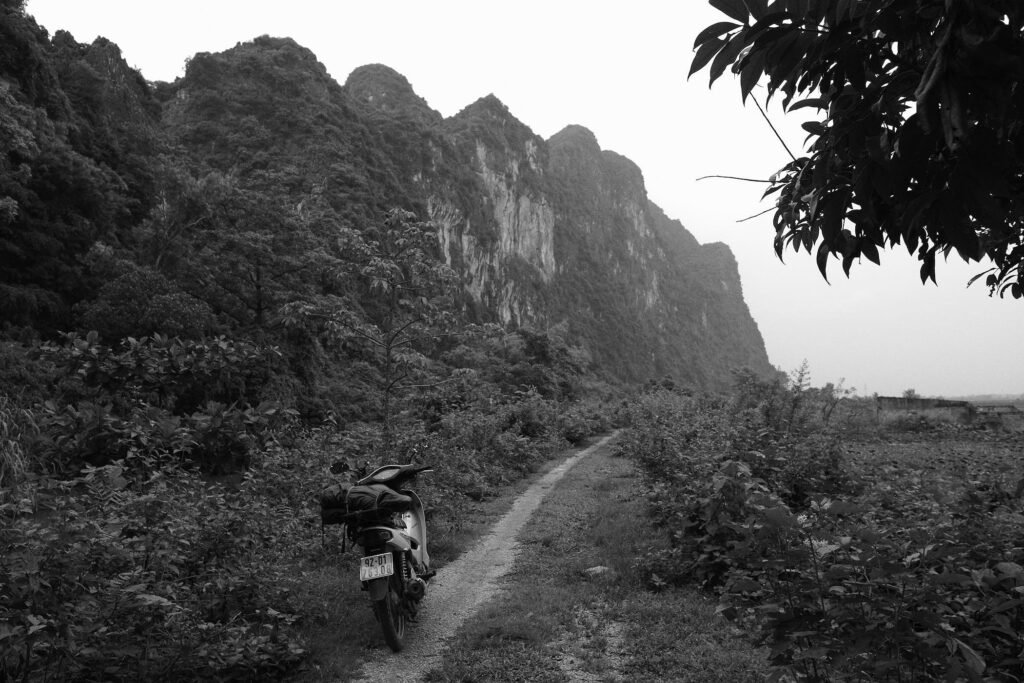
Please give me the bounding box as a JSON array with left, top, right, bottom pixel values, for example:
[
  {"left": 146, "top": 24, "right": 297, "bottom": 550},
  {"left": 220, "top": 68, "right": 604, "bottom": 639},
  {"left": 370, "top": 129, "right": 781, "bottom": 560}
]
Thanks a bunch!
[{"left": 351, "top": 432, "right": 619, "bottom": 683}]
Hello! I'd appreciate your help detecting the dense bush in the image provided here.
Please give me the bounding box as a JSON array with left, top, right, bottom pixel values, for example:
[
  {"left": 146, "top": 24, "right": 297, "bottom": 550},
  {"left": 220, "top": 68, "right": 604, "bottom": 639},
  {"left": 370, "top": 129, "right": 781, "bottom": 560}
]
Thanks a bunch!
[
  {"left": 0, "top": 451, "right": 309, "bottom": 681},
  {"left": 622, "top": 377, "right": 1024, "bottom": 681},
  {"left": 31, "top": 333, "right": 291, "bottom": 473},
  {"left": 76, "top": 263, "right": 215, "bottom": 341}
]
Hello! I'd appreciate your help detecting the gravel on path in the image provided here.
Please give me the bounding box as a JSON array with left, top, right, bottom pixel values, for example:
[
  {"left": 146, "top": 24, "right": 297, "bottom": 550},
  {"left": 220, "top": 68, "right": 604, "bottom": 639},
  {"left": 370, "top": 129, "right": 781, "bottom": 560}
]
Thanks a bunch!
[{"left": 351, "top": 432, "right": 619, "bottom": 683}]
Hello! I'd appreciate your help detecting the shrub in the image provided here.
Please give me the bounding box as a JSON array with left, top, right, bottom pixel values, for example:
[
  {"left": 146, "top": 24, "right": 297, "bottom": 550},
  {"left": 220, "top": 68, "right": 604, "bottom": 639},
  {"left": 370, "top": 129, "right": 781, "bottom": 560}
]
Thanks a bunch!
[
  {"left": 32, "top": 333, "right": 291, "bottom": 474},
  {"left": 622, "top": 384, "right": 1024, "bottom": 681},
  {"left": 0, "top": 456, "right": 307, "bottom": 681},
  {"left": 77, "top": 265, "right": 215, "bottom": 341}
]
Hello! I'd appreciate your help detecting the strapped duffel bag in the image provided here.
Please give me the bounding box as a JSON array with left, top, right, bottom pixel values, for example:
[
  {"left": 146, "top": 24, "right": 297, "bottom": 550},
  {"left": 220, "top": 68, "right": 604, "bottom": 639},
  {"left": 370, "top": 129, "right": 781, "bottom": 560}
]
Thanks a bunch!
[{"left": 320, "top": 483, "right": 413, "bottom": 525}]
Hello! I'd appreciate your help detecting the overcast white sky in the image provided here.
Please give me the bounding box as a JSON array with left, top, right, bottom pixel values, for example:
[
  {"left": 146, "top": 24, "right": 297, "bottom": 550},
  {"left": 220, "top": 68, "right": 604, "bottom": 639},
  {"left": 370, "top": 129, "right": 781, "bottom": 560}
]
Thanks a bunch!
[{"left": 24, "top": 1, "right": 1024, "bottom": 397}]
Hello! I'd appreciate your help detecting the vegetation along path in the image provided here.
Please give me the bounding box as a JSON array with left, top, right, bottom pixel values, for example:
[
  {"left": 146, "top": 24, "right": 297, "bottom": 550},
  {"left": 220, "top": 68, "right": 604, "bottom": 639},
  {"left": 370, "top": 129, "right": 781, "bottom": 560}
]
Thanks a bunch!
[
  {"left": 355, "top": 431, "right": 762, "bottom": 683},
  {"left": 350, "top": 432, "right": 618, "bottom": 682}
]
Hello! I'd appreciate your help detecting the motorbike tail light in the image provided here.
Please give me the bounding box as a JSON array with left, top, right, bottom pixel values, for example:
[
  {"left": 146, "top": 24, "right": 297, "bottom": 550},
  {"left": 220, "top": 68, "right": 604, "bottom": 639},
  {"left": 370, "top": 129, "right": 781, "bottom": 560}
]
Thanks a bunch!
[{"left": 359, "top": 529, "right": 393, "bottom": 546}]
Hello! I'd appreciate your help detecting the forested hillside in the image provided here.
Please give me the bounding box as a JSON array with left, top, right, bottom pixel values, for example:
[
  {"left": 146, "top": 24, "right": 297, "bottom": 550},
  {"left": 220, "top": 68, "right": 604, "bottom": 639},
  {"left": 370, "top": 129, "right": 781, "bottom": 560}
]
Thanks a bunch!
[{"left": 2, "top": 9, "right": 771, "bottom": 399}]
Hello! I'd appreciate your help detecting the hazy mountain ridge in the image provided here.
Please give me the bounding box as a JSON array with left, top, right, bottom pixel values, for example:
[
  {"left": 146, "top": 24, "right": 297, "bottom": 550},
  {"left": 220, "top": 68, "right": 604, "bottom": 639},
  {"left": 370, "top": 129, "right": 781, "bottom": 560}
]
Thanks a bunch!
[
  {"left": 295, "top": 56, "right": 770, "bottom": 386},
  {"left": 2, "top": 18, "right": 771, "bottom": 388}
]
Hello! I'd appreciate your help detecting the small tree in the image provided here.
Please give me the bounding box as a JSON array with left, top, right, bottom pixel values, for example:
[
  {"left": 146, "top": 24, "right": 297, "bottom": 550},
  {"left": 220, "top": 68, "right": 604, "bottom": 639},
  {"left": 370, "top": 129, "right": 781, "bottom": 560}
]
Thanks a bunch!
[
  {"left": 785, "top": 359, "right": 811, "bottom": 434},
  {"left": 285, "top": 209, "right": 457, "bottom": 448},
  {"left": 818, "top": 378, "right": 850, "bottom": 425}
]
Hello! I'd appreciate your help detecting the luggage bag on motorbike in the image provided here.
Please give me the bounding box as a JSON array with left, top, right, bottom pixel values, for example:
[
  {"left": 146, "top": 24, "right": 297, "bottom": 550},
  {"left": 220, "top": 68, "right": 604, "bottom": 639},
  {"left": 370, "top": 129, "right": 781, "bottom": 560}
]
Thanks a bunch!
[{"left": 320, "top": 483, "right": 413, "bottom": 525}]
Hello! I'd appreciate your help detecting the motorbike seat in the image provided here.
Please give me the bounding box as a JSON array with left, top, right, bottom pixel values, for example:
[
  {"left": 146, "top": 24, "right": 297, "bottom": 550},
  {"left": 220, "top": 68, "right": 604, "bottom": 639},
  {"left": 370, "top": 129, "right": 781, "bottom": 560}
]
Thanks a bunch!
[{"left": 358, "top": 463, "right": 432, "bottom": 487}]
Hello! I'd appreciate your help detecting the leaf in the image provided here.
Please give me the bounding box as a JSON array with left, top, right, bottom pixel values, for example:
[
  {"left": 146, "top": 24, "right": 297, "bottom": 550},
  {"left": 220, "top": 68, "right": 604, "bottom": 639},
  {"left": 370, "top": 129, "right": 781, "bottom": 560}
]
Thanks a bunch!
[
  {"left": 834, "top": 0, "right": 853, "bottom": 24},
  {"left": 920, "top": 250, "right": 937, "bottom": 284},
  {"left": 136, "top": 593, "right": 174, "bottom": 607},
  {"left": 956, "top": 639, "right": 986, "bottom": 675},
  {"left": 988, "top": 599, "right": 1023, "bottom": 613},
  {"left": 746, "top": 12, "right": 793, "bottom": 44},
  {"left": 861, "top": 239, "right": 880, "bottom": 265},
  {"left": 775, "top": 33, "right": 812, "bottom": 92},
  {"left": 786, "top": 0, "right": 809, "bottom": 14},
  {"left": 709, "top": 36, "right": 747, "bottom": 87},
  {"left": 842, "top": 252, "right": 855, "bottom": 277},
  {"left": 762, "top": 505, "right": 798, "bottom": 528},
  {"left": 730, "top": 578, "right": 762, "bottom": 592},
  {"left": 788, "top": 97, "right": 827, "bottom": 112},
  {"left": 689, "top": 38, "right": 726, "bottom": 79},
  {"left": 743, "top": 0, "right": 769, "bottom": 19},
  {"left": 740, "top": 49, "right": 766, "bottom": 102},
  {"left": 822, "top": 500, "right": 863, "bottom": 516},
  {"left": 694, "top": 21, "right": 741, "bottom": 49},
  {"left": 802, "top": 121, "right": 827, "bottom": 137},
  {"left": 816, "top": 241, "right": 830, "bottom": 281},
  {"left": 710, "top": 0, "right": 751, "bottom": 23},
  {"left": 762, "top": 29, "right": 803, "bottom": 101},
  {"left": 820, "top": 192, "right": 845, "bottom": 245},
  {"left": 995, "top": 561, "right": 1024, "bottom": 576}
]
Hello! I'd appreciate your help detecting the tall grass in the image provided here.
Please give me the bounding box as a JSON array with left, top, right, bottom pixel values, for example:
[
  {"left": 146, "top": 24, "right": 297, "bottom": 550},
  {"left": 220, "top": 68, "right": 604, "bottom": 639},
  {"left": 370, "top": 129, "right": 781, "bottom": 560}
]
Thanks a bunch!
[{"left": 0, "top": 394, "right": 35, "bottom": 492}]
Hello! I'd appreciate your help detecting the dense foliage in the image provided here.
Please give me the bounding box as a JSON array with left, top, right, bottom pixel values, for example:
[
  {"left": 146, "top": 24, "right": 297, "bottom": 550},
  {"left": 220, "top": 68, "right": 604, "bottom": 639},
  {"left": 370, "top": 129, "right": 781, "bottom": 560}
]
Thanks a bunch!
[
  {"left": 5, "top": 370, "right": 611, "bottom": 682},
  {"left": 622, "top": 372, "right": 1024, "bottom": 681},
  {"left": 693, "top": 0, "right": 1024, "bottom": 294},
  {"left": 0, "top": 331, "right": 611, "bottom": 680},
  {"left": 1, "top": 0, "right": 158, "bottom": 330}
]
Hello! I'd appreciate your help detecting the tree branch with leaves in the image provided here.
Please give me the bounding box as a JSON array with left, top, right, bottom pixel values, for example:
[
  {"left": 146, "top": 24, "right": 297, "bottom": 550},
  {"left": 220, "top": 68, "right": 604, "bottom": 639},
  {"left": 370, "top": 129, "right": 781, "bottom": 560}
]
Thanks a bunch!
[{"left": 692, "top": 0, "right": 1024, "bottom": 296}]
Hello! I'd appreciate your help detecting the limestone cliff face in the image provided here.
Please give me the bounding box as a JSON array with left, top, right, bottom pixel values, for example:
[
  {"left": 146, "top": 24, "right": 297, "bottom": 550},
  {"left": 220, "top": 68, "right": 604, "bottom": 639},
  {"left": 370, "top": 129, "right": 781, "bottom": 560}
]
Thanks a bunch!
[
  {"left": 430, "top": 95, "right": 556, "bottom": 325},
  {"left": 341, "top": 63, "right": 771, "bottom": 387},
  {"left": 165, "top": 44, "right": 772, "bottom": 388}
]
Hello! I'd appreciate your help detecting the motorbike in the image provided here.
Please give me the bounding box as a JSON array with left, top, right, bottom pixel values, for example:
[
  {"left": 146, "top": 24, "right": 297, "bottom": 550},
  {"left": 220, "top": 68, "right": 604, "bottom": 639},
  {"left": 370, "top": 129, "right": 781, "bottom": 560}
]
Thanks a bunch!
[{"left": 320, "top": 462, "right": 434, "bottom": 652}]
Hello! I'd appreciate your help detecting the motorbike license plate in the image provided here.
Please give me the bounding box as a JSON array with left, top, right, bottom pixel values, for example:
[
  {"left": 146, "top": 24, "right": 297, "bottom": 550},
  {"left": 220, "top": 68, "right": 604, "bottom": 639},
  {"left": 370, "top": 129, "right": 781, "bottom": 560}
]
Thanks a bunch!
[{"left": 360, "top": 552, "right": 394, "bottom": 581}]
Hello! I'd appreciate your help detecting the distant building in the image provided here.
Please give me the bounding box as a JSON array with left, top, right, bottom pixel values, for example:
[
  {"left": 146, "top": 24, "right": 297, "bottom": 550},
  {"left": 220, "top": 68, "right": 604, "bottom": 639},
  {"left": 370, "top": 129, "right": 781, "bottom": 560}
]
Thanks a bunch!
[
  {"left": 876, "top": 397, "right": 1024, "bottom": 430},
  {"left": 975, "top": 404, "right": 1024, "bottom": 431},
  {"left": 875, "top": 396, "right": 975, "bottom": 426}
]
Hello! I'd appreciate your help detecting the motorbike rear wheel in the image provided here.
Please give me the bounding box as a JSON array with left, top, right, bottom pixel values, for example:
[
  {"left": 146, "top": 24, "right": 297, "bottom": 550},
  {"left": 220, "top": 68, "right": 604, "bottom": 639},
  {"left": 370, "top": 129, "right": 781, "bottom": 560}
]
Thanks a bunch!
[{"left": 372, "top": 572, "right": 406, "bottom": 652}]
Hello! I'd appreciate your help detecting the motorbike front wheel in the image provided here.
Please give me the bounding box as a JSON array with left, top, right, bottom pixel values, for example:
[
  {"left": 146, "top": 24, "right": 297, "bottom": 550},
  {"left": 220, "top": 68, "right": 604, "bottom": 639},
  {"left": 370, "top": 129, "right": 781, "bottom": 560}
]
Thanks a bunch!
[{"left": 372, "top": 573, "right": 406, "bottom": 652}]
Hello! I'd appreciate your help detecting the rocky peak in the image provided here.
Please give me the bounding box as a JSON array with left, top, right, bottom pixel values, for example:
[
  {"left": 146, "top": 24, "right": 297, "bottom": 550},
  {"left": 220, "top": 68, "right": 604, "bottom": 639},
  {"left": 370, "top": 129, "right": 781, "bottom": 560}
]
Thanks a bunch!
[
  {"left": 63, "top": 34, "right": 160, "bottom": 123},
  {"left": 344, "top": 63, "right": 439, "bottom": 122},
  {"left": 695, "top": 242, "right": 742, "bottom": 278},
  {"left": 178, "top": 36, "right": 335, "bottom": 106},
  {"left": 455, "top": 93, "right": 509, "bottom": 119},
  {"left": 546, "top": 125, "right": 607, "bottom": 190},
  {"left": 450, "top": 94, "right": 531, "bottom": 136},
  {"left": 548, "top": 124, "right": 600, "bottom": 153},
  {"left": 600, "top": 150, "right": 646, "bottom": 197},
  {"left": 229, "top": 36, "right": 328, "bottom": 76},
  {"left": 446, "top": 93, "right": 542, "bottom": 165}
]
